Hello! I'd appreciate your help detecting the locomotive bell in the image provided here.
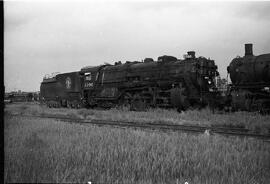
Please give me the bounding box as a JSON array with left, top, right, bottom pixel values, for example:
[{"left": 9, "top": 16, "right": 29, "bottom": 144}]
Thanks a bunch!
[{"left": 245, "top": 43, "right": 253, "bottom": 56}]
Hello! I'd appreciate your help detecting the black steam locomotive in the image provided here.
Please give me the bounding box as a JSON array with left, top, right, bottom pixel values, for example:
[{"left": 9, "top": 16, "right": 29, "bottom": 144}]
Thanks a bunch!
[
  {"left": 40, "top": 51, "right": 219, "bottom": 111},
  {"left": 40, "top": 44, "right": 270, "bottom": 112},
  {"left": 227, "top": 44, "right": 270, "bottom": 113}
]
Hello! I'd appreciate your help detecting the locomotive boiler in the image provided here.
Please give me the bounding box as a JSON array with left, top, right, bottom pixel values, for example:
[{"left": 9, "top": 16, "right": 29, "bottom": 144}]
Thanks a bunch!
[
  {"left": 227, "top": 44, "right": 270, "bottom": 112},
  {"left": 80, "top": 51, "right": 219, "bottom": 110}
]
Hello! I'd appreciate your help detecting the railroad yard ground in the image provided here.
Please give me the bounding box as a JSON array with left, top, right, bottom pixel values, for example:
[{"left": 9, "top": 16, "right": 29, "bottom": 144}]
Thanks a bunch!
[
  {"left": 5, "top": 102, "right": 270, "bottom": 134},
  {"left": 4, "top": 102, "right": 270, "bottom": 183}
]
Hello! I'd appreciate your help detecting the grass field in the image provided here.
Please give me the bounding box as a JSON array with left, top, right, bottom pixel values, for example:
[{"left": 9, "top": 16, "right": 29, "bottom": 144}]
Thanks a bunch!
[
  {"left": 4, "top": 103, "right": 270, "bottom": 183},
  {"left": 5, "top": 102, "right": 270, "bottom": 134},
  {"left": 4, "top": 114, "right": 270, "bottom": 184}
]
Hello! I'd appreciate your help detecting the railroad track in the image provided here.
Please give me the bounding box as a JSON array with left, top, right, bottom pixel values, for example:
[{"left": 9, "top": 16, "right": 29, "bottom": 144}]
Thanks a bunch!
[{"left": 6, "top": 114, "right": 270, "bottom": 140}]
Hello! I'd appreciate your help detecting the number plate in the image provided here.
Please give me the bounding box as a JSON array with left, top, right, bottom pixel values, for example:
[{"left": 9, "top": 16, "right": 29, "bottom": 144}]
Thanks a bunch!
[{"left": 84, "top": 82, "right": 93, "bottom": 88}]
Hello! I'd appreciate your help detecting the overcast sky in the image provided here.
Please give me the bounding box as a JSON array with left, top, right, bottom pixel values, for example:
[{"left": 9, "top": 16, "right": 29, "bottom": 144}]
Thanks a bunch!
[{"left": 4, "top": 0, "right": 270, "bottom": 92}]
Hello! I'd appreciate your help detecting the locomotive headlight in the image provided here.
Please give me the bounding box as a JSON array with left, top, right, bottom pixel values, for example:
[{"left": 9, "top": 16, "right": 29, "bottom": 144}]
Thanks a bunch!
[
  {"left": 208, "top": 80, "right": 211, "bottom": 84},
  {"left": 204, "top": 76, "right": 209, "bottom": 79}
]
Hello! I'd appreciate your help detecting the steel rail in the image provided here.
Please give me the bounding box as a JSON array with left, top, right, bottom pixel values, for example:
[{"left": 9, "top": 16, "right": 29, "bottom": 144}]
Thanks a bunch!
[{"left": 6, "top": 114, "right": 270, "bottom": 140}]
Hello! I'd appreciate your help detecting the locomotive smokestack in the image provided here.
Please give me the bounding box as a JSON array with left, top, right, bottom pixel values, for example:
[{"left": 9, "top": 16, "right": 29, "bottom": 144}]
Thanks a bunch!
[
  {"left": 187, "top": 51, "right": 196, "bottom": 58},
  {"left": 245, "top": 43, "right": 253, "bottom": 56}
]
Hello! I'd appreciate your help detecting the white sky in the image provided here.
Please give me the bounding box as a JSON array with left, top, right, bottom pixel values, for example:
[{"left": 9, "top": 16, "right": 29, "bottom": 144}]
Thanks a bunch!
[{"left": 4, "top": 0, "right": 270, "bottom": 92}]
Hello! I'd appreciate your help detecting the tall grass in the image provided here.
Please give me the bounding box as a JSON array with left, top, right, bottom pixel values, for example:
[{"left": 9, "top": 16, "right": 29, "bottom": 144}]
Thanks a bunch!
[{"left": 4, "top": 116, "right": 270, "bottom": 183}]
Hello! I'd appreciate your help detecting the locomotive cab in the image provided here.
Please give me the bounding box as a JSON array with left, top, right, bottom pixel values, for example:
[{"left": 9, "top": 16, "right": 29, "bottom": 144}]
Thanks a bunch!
[{"left": 80, "top": 66, "right": 102, "bottom": 106}]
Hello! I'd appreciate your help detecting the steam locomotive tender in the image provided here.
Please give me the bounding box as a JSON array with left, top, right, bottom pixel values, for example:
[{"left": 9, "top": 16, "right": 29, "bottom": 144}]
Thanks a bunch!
[
  {"left": 40, "top": 72, "right": 82, "bottom": 108},
  {"left": 40, "top": 51, "right": 219, "bottom": 110},
  {"left": 227, "top": 44, "right": 270, "bottom": 112}
]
